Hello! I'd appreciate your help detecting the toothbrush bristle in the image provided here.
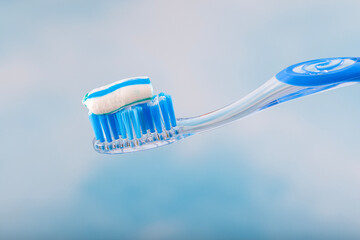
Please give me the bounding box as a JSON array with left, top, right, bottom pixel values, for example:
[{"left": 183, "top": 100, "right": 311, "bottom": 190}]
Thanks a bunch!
[{"left": 88, "top": 93, "right": 181, "bottom": 153}]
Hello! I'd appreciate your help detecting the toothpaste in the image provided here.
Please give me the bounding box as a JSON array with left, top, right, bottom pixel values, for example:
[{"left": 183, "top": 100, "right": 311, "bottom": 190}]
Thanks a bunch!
[{"left": 82, "top": 76, "right": 153, "bottom": 115}]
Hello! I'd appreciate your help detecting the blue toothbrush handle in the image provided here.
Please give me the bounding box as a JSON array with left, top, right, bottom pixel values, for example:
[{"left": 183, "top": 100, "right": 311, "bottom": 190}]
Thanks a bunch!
[
  {"left": 179, "top": 57, "right": 360, "bottom": 134},
  {"left": 276, "top": 57, "right": 360, "bottom": 86}
]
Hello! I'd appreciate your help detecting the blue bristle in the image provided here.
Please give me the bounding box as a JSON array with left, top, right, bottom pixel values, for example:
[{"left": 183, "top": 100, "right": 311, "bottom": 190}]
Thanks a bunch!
[
  {"left": 89, "top": 114, "right": 105, "bottom": 142},
  {"left": 107, "top": 113, "right": 119, "bottom": 140},
  {"left": 159, "top": 93, "right": 171, "bottom": 130},
  {"left": 143, "top": 104, "right": 155, "bottom": 133},
  {"left": 99, "top": 115, "right": 112, "bottom": 142},
  {"left": 165, "top": 94, "right": 176, "bottom": 127},
  {"left": 90, "top": 93, "right": 177, "bottom": 147},
  {"left": 130, "top": 108, "right": 142, "bottom": 139},
  {"left": 122, "top": 110, "right": 134, "bottom": 140},
  {"left": 150, "top": 103, "right": 163, "bottom": 133},
  {"left": 137, "top": 105, "right": 148, "bottom": 135},
  {"left": 115, "top": 112, "right": 127, "bottom": 139}
]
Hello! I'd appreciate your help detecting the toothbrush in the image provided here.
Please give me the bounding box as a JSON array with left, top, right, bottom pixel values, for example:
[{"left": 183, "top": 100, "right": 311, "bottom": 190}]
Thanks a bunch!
[{"left": 82, "top": 57, "right": 360, "bottom": 154}]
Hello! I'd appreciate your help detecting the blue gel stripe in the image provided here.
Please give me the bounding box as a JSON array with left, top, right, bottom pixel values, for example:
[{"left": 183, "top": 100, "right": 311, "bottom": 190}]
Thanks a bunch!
[{"left": 85, "top": 78, "right": 150, "bottom": 99}]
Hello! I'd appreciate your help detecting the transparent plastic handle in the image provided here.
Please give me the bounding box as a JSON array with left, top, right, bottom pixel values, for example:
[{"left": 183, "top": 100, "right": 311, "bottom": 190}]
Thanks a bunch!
[{"left": 177, "top": 77, "right": 357, "bottom": 135}]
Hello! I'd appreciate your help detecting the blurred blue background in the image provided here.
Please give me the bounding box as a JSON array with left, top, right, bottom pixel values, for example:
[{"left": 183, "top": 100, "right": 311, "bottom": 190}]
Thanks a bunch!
[{"left": 1, "top": 0, "right": 360, "bottom": 239}]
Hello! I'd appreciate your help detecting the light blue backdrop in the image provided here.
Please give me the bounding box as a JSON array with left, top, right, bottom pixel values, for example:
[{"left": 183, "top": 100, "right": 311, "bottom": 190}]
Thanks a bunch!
[{"left": 1, "top": 0, "right": 360, "bottom": 239}]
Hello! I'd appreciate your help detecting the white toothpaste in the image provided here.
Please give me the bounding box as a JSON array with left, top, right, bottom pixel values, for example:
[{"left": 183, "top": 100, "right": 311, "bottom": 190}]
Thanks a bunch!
[{"left": 82, "top": 76, "right": 153, "bottom": 115}]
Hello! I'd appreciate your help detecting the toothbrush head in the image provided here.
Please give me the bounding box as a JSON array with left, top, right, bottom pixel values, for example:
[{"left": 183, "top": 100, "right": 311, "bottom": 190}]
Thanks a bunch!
[{"left": 83, "top": 77, "right": 185, "bottom": 154}]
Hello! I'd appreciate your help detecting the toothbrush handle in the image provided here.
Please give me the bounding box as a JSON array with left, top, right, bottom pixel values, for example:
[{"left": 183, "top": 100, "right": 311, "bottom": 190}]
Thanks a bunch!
[
  {"left": 178, "top": 57, "right": 360, "bottom": 135},
  {"left": 276, "top": 57, "right": 360, "bottom": 86},
  {"left": 261, "top": 57, "right": 360, "bottom": 110}
]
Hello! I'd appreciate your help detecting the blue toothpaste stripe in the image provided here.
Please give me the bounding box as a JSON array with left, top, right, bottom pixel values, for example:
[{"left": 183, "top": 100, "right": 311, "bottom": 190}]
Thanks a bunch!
[{"left": 85, "top": 78, "right": 150, "bottom": 100}]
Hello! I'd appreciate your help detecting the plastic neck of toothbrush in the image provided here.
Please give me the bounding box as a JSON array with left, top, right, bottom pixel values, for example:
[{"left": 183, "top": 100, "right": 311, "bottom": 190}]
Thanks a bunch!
[{"left": 177, "top": 77, "right": 356, "bottom": 135}]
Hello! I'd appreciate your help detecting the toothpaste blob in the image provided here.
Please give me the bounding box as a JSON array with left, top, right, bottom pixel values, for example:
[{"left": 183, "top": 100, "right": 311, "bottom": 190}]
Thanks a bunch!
[{"left": 82, "top": 76, "right": 153, "bottom": 115}]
